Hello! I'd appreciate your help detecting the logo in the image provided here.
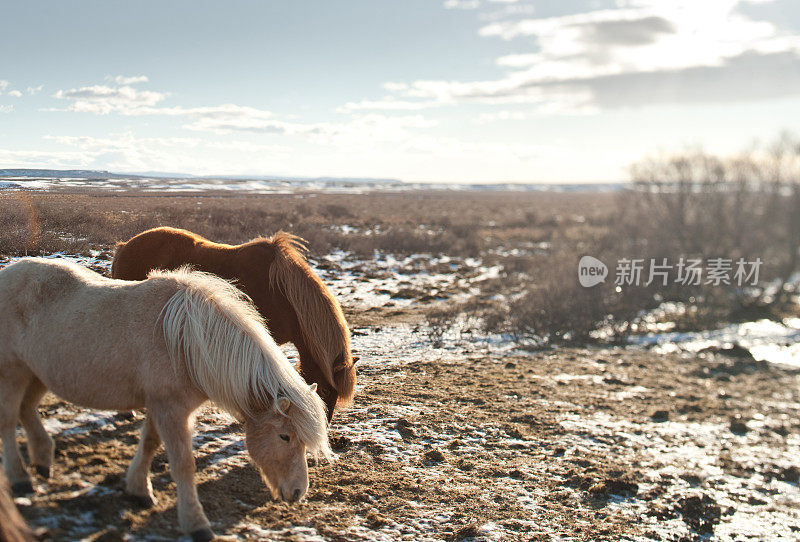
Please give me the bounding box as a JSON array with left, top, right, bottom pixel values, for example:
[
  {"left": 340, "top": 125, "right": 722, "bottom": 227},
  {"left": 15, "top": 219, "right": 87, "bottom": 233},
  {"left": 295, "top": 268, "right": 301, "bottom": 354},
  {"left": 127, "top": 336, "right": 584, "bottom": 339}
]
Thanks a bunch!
[{"left": 578, "top": 255, "right": 608, "bottom": 287}]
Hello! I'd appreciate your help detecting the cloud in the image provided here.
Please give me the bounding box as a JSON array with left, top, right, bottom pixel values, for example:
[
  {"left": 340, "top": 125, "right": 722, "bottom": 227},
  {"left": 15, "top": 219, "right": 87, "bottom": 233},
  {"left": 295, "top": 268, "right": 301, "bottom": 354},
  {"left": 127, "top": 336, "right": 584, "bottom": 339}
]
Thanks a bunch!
[
  {"left": 7, "top": 133, "right": 292, "bottom": 173},
  {"left": 171, "top": 104, "right": 317, "bottom": 134},
  {"left": 0, "top": 80, "right": 22, "bottom": 98},
  {"left": 583, "top": 49, "right": 800, "bottom": 108},
  {"left": 444, "top": 0, "right": 481, "bottom": 9},
  {"left": 38, "top": 134, "right": 204, "bottom": 171},
  {"left": 472, "top": 110, "right": 529, "bottom": 123},
  {"left": 389, "top": 135, "right": 562, "bottom": 171},
  {"left": 0, "top": 105, "right": 13, "bottom": 114},
  {"left": 478, "top": 3, "right": 535, "bottom": 22},
  {"left": 0, "top": 128, "right": 562, "bottom": 182},
  {"left": 444, "top": 0, "right": 521, "bottom": 9},
  {"left": 336, "top": 98, "right": 441, "bottom": 113},
  {"left": 382, "top": 82, "right": 410, "bottom": 92},
  {"left": 46, "top": 77, "right": 442, "bottom": 152},
  {"left": 53, "top": 84, "right": 167, "bottom": 114},
  {"left": 49, "top": 80, "right": 319, "bottom": 133},
  {"left": 376, "top": 0, "right": 800, "bottom": 112},
  {"left": 0, "top": 148, "right": 93, "bottom": 168},
  {"left": 107, "top": 75, "right": 149, "bottom": 85},
  {"left": 582, "top": 15, "right": 676, "bottom": 46},
  {"left": 26, "top": 85, "right": 43, "bottom": 95},
  {"left": 38, "top": 77, "right": 572, "bottom": 181}
]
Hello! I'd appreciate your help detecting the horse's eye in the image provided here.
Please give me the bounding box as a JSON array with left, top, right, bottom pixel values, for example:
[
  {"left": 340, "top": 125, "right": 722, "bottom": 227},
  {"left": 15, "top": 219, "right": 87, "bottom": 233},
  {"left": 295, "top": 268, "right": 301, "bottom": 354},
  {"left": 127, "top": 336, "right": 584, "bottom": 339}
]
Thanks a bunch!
[{"left": 279, "top": 434, "right": 290, "bottom": 442}]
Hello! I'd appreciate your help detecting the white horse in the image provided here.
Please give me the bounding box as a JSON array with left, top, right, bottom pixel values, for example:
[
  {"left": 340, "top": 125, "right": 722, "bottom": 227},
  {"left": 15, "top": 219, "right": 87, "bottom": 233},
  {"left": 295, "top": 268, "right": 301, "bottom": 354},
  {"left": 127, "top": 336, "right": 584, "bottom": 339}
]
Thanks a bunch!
[{"left": 0, "top": 258, "right": 331, "bottom": 542}]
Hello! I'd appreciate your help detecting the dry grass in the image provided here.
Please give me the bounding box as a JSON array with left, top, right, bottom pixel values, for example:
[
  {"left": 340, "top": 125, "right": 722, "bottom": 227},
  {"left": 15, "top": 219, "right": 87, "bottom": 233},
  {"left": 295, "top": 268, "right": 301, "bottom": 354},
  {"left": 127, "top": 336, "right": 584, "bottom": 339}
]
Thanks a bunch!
[
  {"left": 0, "top": 190, "right": 616, "bottom": 259},
  {"left": 1, "top": 184, "right": 795, "bottom": 346}
]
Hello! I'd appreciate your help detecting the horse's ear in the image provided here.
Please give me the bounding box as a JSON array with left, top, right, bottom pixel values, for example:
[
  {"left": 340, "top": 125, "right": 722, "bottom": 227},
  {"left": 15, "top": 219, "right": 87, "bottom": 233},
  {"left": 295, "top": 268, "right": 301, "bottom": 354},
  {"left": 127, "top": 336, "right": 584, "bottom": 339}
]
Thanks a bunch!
[
  {"left": 352, "top": 356, "right": 360, "bottom": 365},
  {"left": 309, "top": 383, "right": 318, "bottom": 393},
  {"left": 277, "top": 397, "right": 290, "bottom": 412}
]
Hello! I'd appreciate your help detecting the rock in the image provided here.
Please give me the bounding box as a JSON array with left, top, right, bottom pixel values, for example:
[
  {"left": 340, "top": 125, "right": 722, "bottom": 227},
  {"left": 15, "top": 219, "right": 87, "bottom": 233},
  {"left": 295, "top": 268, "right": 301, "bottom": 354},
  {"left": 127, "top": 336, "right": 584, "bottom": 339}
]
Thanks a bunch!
[
  {"left": 456, "top": 459, "right": 474, "bottom": 471},
  {"left": 366, "top": 510, "right": 390, "bottom": 528},
  {"left": 391, "top": 288, "right": 422, "bottom": 299},
  {"left": 772, "top": 465, "right": 800, "bottom": 483},
  {"left": 424, "top": 449, "right": 445, "bottom": 463},
  {"left": 448, "top": 439, "right": 463, "bottom": 449},
  {"left": 699, "top": 343, "right": 754, "bottom": 360},
  {"left": 729, "top": 419, "right": 748, "bottom": 435},
  {"left": 510, "top": 414, "right": 539, "bottom": 426},
  {"left": 504, "top": 362, "right": 517, "bottom": 369},
  {"left": 588, "top": 477, "right": 638, "bottom": 499},
  {"left": 395, "top": 418, "right": 417, "bottom": 440},
  {"left": 719, "top": 344, "right": 755, "bottom": 360},
  {"left": 329, "top": 435, "right": 351, "bottom": 451},
  {"left": 451, "top": 523, "right": 481, "bottom": 541},
  {"left": 650, "top": 410, "right": 669, "bottom": 422},
  {"left": 772, "top": 425, "right": 789, "bottom": 436},
  {"left": 676, "top": 495, "right": 721, "bottom": 535},
  {"left": 679, "top": 473, "right": 702, "bottom": 487}
]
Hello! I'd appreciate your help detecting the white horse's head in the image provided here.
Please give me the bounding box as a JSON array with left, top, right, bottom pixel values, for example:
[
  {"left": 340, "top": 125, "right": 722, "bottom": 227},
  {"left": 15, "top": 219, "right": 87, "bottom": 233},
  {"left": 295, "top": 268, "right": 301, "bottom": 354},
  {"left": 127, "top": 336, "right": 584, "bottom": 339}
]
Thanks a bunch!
[{"left": 243, "top": 386, "right": 320, "bottom": 502}]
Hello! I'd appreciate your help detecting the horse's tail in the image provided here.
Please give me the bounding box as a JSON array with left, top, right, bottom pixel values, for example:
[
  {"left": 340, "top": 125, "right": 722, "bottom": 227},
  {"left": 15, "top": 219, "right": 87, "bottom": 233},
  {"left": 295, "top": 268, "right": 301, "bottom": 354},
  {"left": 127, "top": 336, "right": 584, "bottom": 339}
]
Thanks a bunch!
[{"left": 267, "top": 231, "right": 355, "bottom": 406}]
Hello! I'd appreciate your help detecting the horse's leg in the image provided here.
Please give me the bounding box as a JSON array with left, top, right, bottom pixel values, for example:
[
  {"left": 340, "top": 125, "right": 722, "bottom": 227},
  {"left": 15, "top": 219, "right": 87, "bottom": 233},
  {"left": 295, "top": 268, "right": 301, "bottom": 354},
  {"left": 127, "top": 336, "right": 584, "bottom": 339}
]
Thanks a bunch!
[
  {"left": 0, "top": 373, "right": 33, "bottom": 493},
  {"left": 18, "top": 379, "right": 54, "bottom": 479},
  {"left": 125, "top": 414, "right": 161, "bottom": 507},
  {"left": 150, "top": 405, "right": 212, "bottom": 542}
]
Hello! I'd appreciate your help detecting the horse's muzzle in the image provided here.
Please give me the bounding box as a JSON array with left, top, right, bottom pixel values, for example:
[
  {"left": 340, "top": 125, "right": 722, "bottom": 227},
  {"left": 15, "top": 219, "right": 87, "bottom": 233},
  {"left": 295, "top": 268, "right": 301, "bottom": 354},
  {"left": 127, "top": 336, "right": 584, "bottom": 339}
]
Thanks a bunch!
[{"left": 279, "top": 487, "right": 304, "bottom": 502}]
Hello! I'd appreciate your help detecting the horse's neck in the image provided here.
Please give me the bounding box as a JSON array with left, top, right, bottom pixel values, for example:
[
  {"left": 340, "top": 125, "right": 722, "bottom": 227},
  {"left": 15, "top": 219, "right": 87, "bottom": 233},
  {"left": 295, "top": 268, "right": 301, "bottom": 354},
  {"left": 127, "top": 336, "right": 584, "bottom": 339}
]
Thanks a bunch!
[{"left": 189, "top": 242, "right": 241, "bottom": 276}]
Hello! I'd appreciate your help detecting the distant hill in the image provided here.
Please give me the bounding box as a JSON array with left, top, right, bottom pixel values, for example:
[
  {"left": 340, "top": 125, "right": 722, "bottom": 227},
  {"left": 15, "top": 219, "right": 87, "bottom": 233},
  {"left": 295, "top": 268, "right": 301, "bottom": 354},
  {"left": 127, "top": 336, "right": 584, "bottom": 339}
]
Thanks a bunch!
[
  {"left": 0, "top": 169, "right": 146, "bottom": 180},
  {"left": 0, "top": 169, "right": 404, "bottom": 185},
  {"left": 0, "top": 168, "right": 624, "bottom": 191}
]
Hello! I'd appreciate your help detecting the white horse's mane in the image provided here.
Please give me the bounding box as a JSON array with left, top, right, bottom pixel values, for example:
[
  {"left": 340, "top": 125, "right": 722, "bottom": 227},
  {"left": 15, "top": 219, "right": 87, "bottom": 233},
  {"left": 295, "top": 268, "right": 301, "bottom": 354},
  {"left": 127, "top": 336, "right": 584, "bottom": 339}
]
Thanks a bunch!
[{"left": 153, "top": 267, "right": 331, "bottom": 459}]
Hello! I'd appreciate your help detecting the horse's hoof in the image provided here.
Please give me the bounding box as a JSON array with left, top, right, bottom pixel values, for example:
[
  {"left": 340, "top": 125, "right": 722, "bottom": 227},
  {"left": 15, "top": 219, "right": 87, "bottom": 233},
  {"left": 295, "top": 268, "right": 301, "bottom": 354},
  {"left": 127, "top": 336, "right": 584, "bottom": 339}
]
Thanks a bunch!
[
  {"left": 32, "top": 527, "right": 51, "bottom": 541},
  {"left": 11, "top": 481, "right": 34, "bottom": 495},
  {"left": 132, "top": 494, "right": 157, "bottom": 509},
  {"left": 34, "top": 465, "right": 50, "bottom": 479},
  {"left": 190, "top": 528, "right": 215, "bottom": 542}
]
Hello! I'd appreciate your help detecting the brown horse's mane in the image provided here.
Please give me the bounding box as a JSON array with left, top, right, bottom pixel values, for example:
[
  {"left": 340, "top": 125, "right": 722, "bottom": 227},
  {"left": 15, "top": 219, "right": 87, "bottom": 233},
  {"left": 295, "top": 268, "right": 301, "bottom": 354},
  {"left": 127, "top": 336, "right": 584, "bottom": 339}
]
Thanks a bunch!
[{"left": 258, "top": 231, "right": 355, "bottom": 405}]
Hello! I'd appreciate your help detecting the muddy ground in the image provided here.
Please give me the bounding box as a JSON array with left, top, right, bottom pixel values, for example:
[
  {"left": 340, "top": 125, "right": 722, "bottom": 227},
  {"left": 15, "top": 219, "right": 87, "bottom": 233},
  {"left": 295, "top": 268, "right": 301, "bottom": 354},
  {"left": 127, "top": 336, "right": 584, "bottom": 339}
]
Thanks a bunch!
[{"left": 12, "top": 331, "right": 800, "bottom": 541}]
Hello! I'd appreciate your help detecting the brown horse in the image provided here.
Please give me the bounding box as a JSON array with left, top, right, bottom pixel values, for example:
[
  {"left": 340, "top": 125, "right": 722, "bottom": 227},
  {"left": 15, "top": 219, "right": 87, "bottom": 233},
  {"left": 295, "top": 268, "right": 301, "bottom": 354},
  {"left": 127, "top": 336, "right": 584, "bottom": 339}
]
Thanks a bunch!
[{"left": 112, "top": 227, "right": 356, "bottom": 421}]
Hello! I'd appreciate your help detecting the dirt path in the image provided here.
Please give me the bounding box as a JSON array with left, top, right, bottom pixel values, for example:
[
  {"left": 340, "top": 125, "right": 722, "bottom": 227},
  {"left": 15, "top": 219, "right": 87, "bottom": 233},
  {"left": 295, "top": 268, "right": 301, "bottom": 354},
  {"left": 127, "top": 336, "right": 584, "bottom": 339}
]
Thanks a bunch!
[{"left": 13, "top": 327, "right": 800, "bottom": 541}]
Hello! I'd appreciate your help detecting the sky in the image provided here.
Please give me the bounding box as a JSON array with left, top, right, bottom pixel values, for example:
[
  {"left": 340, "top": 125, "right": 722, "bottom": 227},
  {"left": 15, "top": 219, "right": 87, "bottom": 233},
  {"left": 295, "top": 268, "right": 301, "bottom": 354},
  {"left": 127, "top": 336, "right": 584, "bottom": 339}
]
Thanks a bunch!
[{"left": 1, "top": 0, "right": 799, "bottom": 183}]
